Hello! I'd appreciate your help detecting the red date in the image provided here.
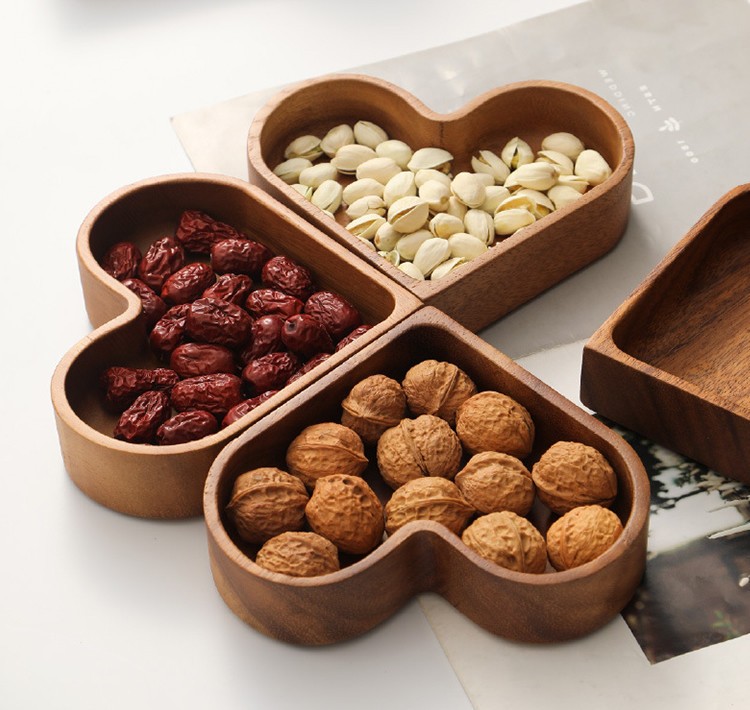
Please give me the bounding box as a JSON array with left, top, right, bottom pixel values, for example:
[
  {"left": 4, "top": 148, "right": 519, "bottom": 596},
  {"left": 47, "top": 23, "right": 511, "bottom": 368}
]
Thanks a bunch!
[
  {"left": 169, "top": 342, "right": 236, "bottom": 378},
  {"left": 121, "top": 278, "right": 167, "bottom": 330},
  {"left": 211, "top": 238, "right": 272, "bottom": 277},
  {"left": 286, "top": 352, "right": 332, "bottom": 385},
  {"left": 221, "top": 390, "right": 279, "bottom": 428},
  {"left": 170, "top": 373, "right": 243, "bottom": 418},
  {"left": 202, "top": 273, "right": 254, "bottom": 306},
  {"left": 242, "top": 352, "right": 299, "bottom": 395},
  {"left": 304, "top": 290, "right": 362, "bottom": 342},
  {"left": 184, "top": 297, "right": 252, "bottom": 348},
  {"left": 149, "top": 303, "right": 191, "bottom": 358},
  {"left": 239, "top": 315, "right": 285, "bottom": 363},
  {"left": 114, "top": 390, "right": 171, "bottom": 444},
  {"left": 101, "top": 366, "right": 179, "bottom": 411},
  {"left": 138, "top": 237, "right": 185, "bottom": 291},
  {"left": 244, "top": 288, "right": 303, "bottom": 319},
  {"left": 281, "top": 314, "right": 333, "bottom": 358},
  {"left": 102, "top": 241, "right": 141, "bottom": 281},
  {"left": 335, "top": 323, "right": 373, "bottom": 351},
  {"left": 261, "top": 255, "right": 315, "bottom": 301},
  {"left": 175, "top": 210, "right": 245, "bottom": 254},
  {"left": 155, "top": 410, "right": 219, "bottom": 445},
  {"left": 160, "top": 262, "right": 215, "bottom": 305}
]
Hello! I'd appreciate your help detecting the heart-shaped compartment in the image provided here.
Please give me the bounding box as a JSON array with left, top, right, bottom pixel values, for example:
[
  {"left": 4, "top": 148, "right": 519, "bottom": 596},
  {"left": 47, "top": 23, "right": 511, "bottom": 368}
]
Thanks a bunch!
[
  {"left": 248, "top": 74, "right": 634, "bottom": 332},
  {"left": 581, "top": 184, "right": 750, "bottom": 486},
  {"left": 204, "top": 307, "right": 649, "bottom": 645},
  {"left": 51, "top": 173, "right": 420, "bottom": 519}
]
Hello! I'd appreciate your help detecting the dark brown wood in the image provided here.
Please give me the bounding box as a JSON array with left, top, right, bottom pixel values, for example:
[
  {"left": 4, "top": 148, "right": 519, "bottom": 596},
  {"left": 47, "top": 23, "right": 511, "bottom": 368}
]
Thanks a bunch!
[
  {"left": 204, "top": 307, "right": 649, "bottom": 644},
  {"left": 248, "top": 74, "right": 635, "bottom": 332},
  {"left": 51, "top": 173, "right": 421, "bottom": 519},
  {"left": 581, "top": 184, "right": 750, "bottom": 485}
]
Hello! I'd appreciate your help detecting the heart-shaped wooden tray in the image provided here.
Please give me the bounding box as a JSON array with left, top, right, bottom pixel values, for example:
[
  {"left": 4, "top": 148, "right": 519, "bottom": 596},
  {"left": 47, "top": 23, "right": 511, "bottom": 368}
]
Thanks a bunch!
[
  {"left": 581, "top": 184, "right": 750, "bottom": 486},
  {"left": 204, "top": 307, "right": 649, "bottom": 645},
  {"left": 248, "top": 74, "right": 635, "bottom": 332},
  {"left": 51, "top": 173, "right": 420, "bottom": 518}
]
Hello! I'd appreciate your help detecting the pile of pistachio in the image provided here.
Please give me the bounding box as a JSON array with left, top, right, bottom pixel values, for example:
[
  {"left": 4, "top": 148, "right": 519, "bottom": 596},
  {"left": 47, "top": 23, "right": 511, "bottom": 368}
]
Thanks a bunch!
[{"left": 273, "top": 122, "right": 612, "bottom": 281}]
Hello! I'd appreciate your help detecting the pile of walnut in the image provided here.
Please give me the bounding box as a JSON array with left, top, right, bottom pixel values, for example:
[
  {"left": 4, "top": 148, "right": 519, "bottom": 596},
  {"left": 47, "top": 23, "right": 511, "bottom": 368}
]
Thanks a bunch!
[
  {"left": 226, "top": 359, "right": 623, "bottom": 578},
  {"left": 98, "top": 210, "right": 370, "bottom": 446}
]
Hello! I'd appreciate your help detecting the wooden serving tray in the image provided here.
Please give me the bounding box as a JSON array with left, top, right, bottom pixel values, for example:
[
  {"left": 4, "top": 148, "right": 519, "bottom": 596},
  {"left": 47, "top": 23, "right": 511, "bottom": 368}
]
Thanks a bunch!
[
  {"left": 204, "top": 307, "right": 649, "bottom": 645},
  {"left": 581, "top": 184, "right": 750, "bottom": 486},
  {"left": 51, "top": 174, "right": 420, "bottom": 519},
  {"left": 248, "top": 74, "right": 634, "bottom": 332}
]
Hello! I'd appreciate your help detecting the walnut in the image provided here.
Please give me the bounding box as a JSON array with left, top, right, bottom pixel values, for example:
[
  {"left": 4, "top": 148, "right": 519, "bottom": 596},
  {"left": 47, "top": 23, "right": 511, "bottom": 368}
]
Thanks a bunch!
[
  {"left": 461, "top": 511, "right": 547, "bottom": 574},
  {"left": 340, "top": 374, "right": 407, "bottom": 444},
  {"left": 305, "top": 474, "right": 384, "bottom": 555},
  {"left": 546, "top": 504, "right": 623, "bottom": 570},
  {"left": 401, "top": 359, "right": 477, "bottom": 425},
  {"left": 254, "top": 531, "right": 340, "bottom": 577},
  {"left": 531, "top": 441, "right": 617, "bottom": 514},
  {"left": 285, "top": 422, "right": 368, "bottom": 489},
  {"left": 455, "top": 391, "right": 534, "bottom": 457},
  {"left": 454, "top": 451, "right": 535, "bottom": 516},
  {"left": 384, "top": 477, "right": 475, "bottom": 536},
  {"left": 376, "top": 414, "right": 463, "bottom": 489},
  {"left": 226, "top": 467, "right": 309, "bottom": 544}
]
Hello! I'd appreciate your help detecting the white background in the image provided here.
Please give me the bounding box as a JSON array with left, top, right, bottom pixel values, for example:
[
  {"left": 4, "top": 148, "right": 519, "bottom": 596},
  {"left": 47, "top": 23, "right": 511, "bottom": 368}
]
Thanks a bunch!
[{"left": 3, "top": 1, "right": 746, "bottom": 709}]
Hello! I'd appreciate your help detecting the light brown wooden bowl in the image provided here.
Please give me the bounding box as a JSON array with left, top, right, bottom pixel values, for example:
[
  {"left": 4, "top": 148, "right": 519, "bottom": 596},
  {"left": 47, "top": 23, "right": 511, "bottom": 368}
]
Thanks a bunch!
[
  {"left": 51, "top": 173, "right": 420, "bottom": 519},
  {"left": 581, "top": 184, "right": 750, "bottom": 485},
  {"left": 248, "top": 74, "right": 634, "bottom": 332},
  {"left": 204, "top": 307, "right": 649, "bottom": 645}
]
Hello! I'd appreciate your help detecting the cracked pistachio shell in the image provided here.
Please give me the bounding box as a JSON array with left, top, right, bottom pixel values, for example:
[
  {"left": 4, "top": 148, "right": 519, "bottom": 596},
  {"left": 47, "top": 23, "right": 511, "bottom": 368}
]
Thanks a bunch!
[
  {"left": 353, "top": 120, "right": 389, "bottom": 149},
  {"left": 345, "top": 195, "right": 386, "bottom": 220},
  {"left": 471, "top": 149, "right": 511, "bottom": 184},
  {"left": 541, "top": 132, "right": 585, "bottom": 161},
  {"left": 398, "top": 261, "right": 424, "bottom": 280},
  {"left": 514, "top": 189, "right": 555, "bottom": 218},
  {"left": 320, "top": 123, "right": 355, "bottom": 157},
  {"left": 480, "top": 185, "right": 511, "bottom": 213},
  {"left": 388, "top": 196, "right": 430, "bottom": 234},
  {"left": 473, "top": 172, "right": 495, "bottom": 188},
  {"left": 374, "top": 222, "right": 402, "bottom": 252},
  {"left": 445, "top": 196, "right": 468, "bottom": 220},
  {"left": 383, "top": 171, "right": 417, "bottom": 207},
  {"left": 395, "top": 229, "right": 432, "bottom": 261},
  {"left": 451, "top": 172, "right": 487, "bottom": 209},
  {"left": 496, "top": 193, "right": 537, "bottom": 214},
  {"left": 430, "top": 256, "right": 465, "bottom": 280},
  {"left": 331, "top": 144, "right": 377, "bottom": 174},
  {"left": 311, "top": 180, "right": 343, "bottom": 212},
  {"left": 413, "top": 237, "right": 452, "bottom": 277},
  {"left": 284, "top": 135, "right": 323, "bottom": 161},
  {"left": 536, "top": 150, "right": 574, "bottom": 176},
  {"left": 357, "top": 235, "right": 377, "bottom": 251},
  {"left": 429, "top": 212, "right": 465, "bottom": 238},
  {"left": 463, "top": 209, "right": 495, "bottom": 245},
  {"left": 574, "top": 149, "right": 612, "bottom": 186},
  {"left": 548, "top": 184, "right": 584, "bottom": 210},
  {"left": 419, "top": 179, "right": 451, "bottom": 212},
  {"left": 407, "top": 147, "right": 453, "bottom": 173},
  {"left": 290, "top": 183, "right": 314, "bottom": 200},
  {"left": 501, "top": 137, "right": 534, "bottom": 169},
  {"left": 506, "top": 162, "right": 558, "bottom": 192},
  {"left": 356, "top": 156, "right": 402, "bottom": 185},
  {"left": 557, "top": 173, "right": 590, "bottom": 194},
  {"left": 378, "top": 249, "right": 401, "bottom": 266},
  {"left": 414, "top": 169, "right": 452, "bottom": 189},
  {"left": 494, "top": 207, "right": 536, "bottom": 236},
  {"left": 376, "top": 139, "right": 413, "bottom": 169},
  {"left": 346, "top": 213, "right": 386, "bottom": 239},
  {"left": 273, "top": 157, "right": 313, "bottom": 184},
  {"left": 299, "top": 162, "right": 338, "bottom": 188},
  {"left": 448, "top": 232, "right": 488, "bottom": 261},
  {"left": 342, "top": 178, "right": 384, "bottom": 205}
]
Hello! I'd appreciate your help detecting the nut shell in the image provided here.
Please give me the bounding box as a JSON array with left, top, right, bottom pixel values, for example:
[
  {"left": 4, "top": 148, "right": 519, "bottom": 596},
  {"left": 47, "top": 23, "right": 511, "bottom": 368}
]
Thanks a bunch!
[
  {"left": 461, "top": 511, "right": 547, "bottom": 574},
  {"left": 401, "top": 360, "right": 477, "bottom": 425},
  {"left": 531, "top": 441, "right": 618, "bottom": 514},
  {"left": 546, "top": 505, "right": 623, "bottom": 571},
  {"left": 376, "top": 414, "right": 463, "bottom": 489},
  {"left": 341, "top": 374, "right": 407, "bottom": 444},
  {"left": 286, "top": 422, "right": 368, "bottom": 489},
  {"left": 455, "top": 391, "right": 534, "bottom": 457},
  {"left": 255, "top": 531, "right": 340, "bottom": 577},
  {"left": 305, "top": 474, "right": 385, "bottom": 555},
  {"left": 384, "top": 477, "right": 475, "bottom": 536},
  {"left": 226, "top": 467, "right": 309, "bottom": 544},
  {"left": 454, "top": 451, "right": 535, "bottom": 516}
]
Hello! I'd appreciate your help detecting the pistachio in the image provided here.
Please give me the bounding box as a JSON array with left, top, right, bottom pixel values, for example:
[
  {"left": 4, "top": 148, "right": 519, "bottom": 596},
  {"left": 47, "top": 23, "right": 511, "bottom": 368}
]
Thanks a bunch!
[
  {"left": 547, "top": 184, "right": 584, "bottom": 210},
  {"left": 514, "top": 188, "right": 555, "bottom": 218},
  {"left": 320, "top": 124, "right": 355, "bottom": 157},
  {"left": 414, "top": 169, "right": 452, "bottom": 189},
  {"left": 557, "top": 173, "right": 590, "bottom": 194},
  {"left": 463, "top": 209, "right": 495, "bottom": 245},
  {"left": 506, "top": 162, "right": 558, "bottom": 191},
  {"left": 388, "top": 196, "right": 430, "bottom": 234},
  {"left": 374, "top": 222, "right": 402, "bottom": 251},
  {"left": 472, "top": 172, "right": 495, "bottom": 188},
  {"left": 356, "top": 235, "right": 377, "bottom": 251},
  {"left": 299, "top": 162, "right": 338, "bottom": 188},
  {"left": 445, "top": 196, "right": 468, "bottom": 220},
  {"left": 398, "top": 261, "right": 425, "bottom": 280},
  {"left": 493, "top": 207, "right": 536, "bottom": 236},
  {"left": 430, "top": 256, "right": 465, "bottom": 280},
  {"left": 419, "top": 179, "right": 451, "bottom": 212},
  {"left": 541, "top": 132, "right": 585, "bottom": 161},
  {"left": 342, "top": 178, "right": 384, "bottom": 205},
  {"left": 310, "top": 180, "right": 343, "bottom": 212},
  {"left": 471, "top": 149, "right": 510, "bottom": 184},
  {"left": 378, "top": 249, "right": 401, "bottom": 266},
  {"left": 383, "top": 171, "right": 417, "bottom": 206},
  {"left": 290, "top": 183, "right": 314, "bottom": 200},
  {"left": 353, "top": 120, "right": 389, "bottom": 149},
  {"left": 273, "top": 157, "right": 313, "bottom": 184},
  {"left": 413, "top": 237, "right": 452, "bottom": 276},
  {"left": 331, "top": 144, "right": 377, "bottom": 174},
  {"left": 345, "top": 194, "right": 387, "bottom": 219},
  {"left": 448, "top": 232, "right": 488, "bottom": 261},
  {"left": 496, "top": 193, "right": 537, "bottom": 213},
  {"left": 356, "top": 156, "right": 402, "bottom": 185},
  {"left": 501, "top": 137, "right": 534, "bottom": 169},
  {"left": 429, "top": 212, "right": 465, "bottom": 239},
  {"left": 284, "top": 134, "right": 323, "bottom": 161},
  {"left": 574, "top": 149, "right": 612, "bottom": 186},
  {"left": 536, "top": 150, "right": 574, "bottom": 176},
  {"left": 451, "top": 172, "right": 487, "bottom": 209},
  {"left": 346, "top": 213, "right": 386, "bottom": 240},
  {"left": 375, "top": 139, "right": 413, "bottom": 169},
  {"left": 480, "top": 185, "right": 511, "bottom": 214},
  {"left": 407, "top": 147, "right": 453, "bottom": 173},
  {"left": 395, "top": 229, "right": 432, "bottom": 260}
]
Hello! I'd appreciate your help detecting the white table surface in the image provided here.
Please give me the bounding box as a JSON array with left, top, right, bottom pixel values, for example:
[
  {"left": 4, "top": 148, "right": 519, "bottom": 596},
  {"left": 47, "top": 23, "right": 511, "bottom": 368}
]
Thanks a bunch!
[{"left": 4, "top": 1, "right": 746, "bottom": 708}]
